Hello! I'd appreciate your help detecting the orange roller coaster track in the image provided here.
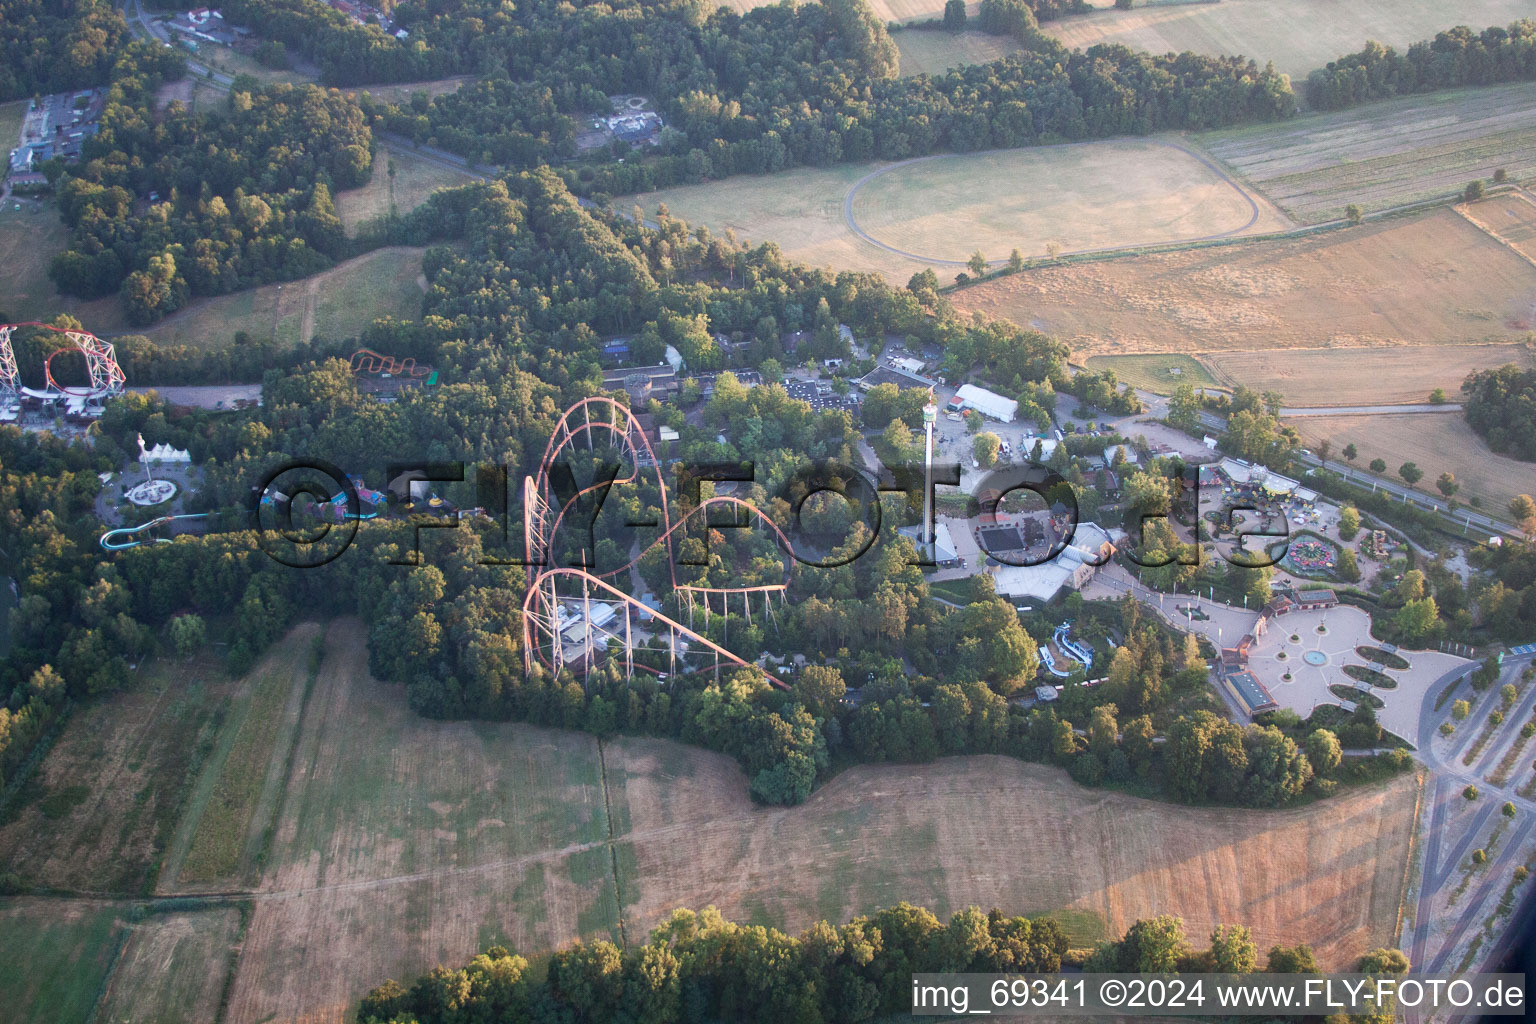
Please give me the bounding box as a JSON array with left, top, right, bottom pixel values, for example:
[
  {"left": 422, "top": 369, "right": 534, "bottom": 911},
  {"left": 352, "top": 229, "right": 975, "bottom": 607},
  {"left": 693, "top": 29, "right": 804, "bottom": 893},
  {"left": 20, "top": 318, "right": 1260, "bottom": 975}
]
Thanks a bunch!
[
  {"left": 522, "top": 396, "right": 792, "bottom": 688},
  {"left": 350, "top": 348, "right": 430, "bottom": 378}
]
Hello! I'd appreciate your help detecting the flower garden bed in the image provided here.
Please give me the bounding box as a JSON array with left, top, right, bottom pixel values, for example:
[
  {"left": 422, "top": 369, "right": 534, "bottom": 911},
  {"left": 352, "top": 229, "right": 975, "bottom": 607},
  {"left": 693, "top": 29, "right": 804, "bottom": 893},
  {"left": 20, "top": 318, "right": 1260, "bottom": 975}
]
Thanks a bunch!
[{"left": 1344, "top": 664, "right": 1397, "bottom": 689}]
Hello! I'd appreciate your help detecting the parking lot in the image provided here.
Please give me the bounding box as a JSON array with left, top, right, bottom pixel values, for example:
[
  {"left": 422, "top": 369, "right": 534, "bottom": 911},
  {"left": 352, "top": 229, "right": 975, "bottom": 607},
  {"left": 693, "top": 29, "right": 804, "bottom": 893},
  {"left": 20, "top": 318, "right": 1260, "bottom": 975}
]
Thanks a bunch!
[{"left": 784, "top": 376, "right": 862, "bottom": 414}]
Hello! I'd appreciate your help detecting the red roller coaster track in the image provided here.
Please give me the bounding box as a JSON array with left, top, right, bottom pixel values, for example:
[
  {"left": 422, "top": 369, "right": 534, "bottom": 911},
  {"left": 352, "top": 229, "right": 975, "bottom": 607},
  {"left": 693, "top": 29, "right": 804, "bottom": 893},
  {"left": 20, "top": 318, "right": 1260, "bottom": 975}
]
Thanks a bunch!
[
  {"left": 522, "top": 396, "right": 793, "bottom": 688},
  {"left": 0, "top": 322, "right": 126, "bottom": 402}
]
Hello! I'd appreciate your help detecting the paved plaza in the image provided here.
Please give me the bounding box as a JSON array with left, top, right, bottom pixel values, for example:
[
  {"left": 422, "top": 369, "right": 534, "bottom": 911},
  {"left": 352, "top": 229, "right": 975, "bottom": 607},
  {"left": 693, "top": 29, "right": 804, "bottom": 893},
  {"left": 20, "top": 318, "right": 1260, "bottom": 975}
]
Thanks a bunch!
[{"left": 1245, "top": 605, "right": 1467, "bottom": 741}]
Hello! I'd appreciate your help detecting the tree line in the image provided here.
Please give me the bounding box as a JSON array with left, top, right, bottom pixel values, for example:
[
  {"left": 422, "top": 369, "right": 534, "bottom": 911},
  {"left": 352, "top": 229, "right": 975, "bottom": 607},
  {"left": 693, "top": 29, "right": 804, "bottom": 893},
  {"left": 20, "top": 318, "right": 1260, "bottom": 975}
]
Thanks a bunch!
[
  {"left": 1462, "top": 363, "right": 1536, "bottom": 462},
  {"left": 1306, "top": 21, "right": 1536, "bottom": 111},
  {"left": 357, "top": 903, "right": 1408, "bottom": 1024}
]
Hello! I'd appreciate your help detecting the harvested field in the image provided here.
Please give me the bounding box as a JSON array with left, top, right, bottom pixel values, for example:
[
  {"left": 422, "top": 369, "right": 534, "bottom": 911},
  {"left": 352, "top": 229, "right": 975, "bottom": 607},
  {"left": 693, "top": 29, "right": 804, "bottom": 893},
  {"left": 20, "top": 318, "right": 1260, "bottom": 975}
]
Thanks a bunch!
[
  {"left": 167, "top": 625, "right": 319, "bottom": 888},
  {"left": 0, "top": 650, "right": 236, "bottom": 894},
  {"left": 607, "top": 738, "right": 1420, "bottom": 969},
  {"left": 1200, "top": 83, "right": 1536, "bottom": 223},
  {"left": 225, "top": 618, "right": 619, "bottom": 1024},
  {"left": 893, "top": 28, "right": 1023, "bottom": 77},
  {"left": 94, "top": 908, "right": 242, "bottom": 1024},
  {"left": 336, "top": 141, "right": 476, "bottom": 233},
  {"left": 0, "top": 899, "right": 125, "bottom": 1024},
  {"left": 1204, "top": 342, "right": 1533, "bottom": 408},
  {"left": 1459, "top": 192, "right": 1536, "bottom": 267},
  {"left": 1043, "top": 0, "right": 1529, "bottom": 86},
  {"left": 138, "top": 246, "right": 428, "bottom": 351},
  {"left": 1083, "top": 353, "right": 1218, "bottom": 394},
  {"left": 626, "top": 137, "right": 1284, "bottom": 285},
  {"left": 950, "top": 208, "right": 1536, "bottom": 357},
  {"left": 1293, "top": 412, "right": 1536, "bottom": 512}
]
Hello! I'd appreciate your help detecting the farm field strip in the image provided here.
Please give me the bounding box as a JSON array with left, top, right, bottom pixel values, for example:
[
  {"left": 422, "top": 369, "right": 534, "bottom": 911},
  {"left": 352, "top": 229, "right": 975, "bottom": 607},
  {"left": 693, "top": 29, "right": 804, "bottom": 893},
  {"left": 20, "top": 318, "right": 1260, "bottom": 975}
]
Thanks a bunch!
[
  {"left": 1200, "top": 83, "right": 1536, "bottom": 223},
  {"left": 164, "top": 626, "right": 319, "bottom": 888}
]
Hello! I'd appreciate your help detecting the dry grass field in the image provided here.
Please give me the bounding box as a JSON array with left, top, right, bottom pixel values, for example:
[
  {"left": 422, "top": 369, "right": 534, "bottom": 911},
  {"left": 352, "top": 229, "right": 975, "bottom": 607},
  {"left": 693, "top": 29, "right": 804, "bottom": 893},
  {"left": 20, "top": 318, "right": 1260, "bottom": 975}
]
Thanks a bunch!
[
  {"left": 627, "top": 137, "right": 1283, "bottom": 284},
  {"left": 1294, "top": 413, "right": 1536, "bottom": 512},
  {"left": 1042, "top": 0, "right": 1530, "bottom": 85},
  {"left": 0, "top": 650, "right": 237, "bottom": 894},
  {"left": 137, "top": 245, "right": 429, "bottom": 351},
  {"left": 1200, "top": 83, "right": 1536, "bottom": 224},
  {"left": 335, "top": 141, "right": 477, "bottom": 233},
  {"left": 94, "top": 908, "right": 242, "bottom": 1024},
  {"left": 0, "top": 899, "right": 125, "bottom": 1024},
  {"left": 951, "top": 208, "right": 1536, "bottom": 357},
  {"left": 893, "top": 28, "right": 1023, "bottom": 76},
  {"left": 1459, "top": 192, "right": 1536, "bottom": 266},
  {"left": 225, "top": 618, "right": 621, "bottom": 1024},
  {"left": 1204, "top": 342, "right": 1533, "bottom": 407},
  {"left": 607, "top": 739, "right": 1420, "bottom": 969}
]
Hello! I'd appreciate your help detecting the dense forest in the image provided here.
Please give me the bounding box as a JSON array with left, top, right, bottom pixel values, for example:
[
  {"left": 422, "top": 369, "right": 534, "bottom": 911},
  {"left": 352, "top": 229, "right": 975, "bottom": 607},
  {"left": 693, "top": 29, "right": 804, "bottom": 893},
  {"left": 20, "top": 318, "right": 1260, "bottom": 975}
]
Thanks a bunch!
[
  {"left": 221, "top": 0, "right": 1294, "bottom": 191},
  {"left": 0, "top": 0, "right": 127, "bottom": 102},
  {"left": 45, "top": 44, "right": 372, "bottom": 324},
  {"left": 1305, "top": 20, "right": 1536, "bottom": 110},
  {"left": 1462, "top": 363, "right": 1536, "bottom": 462},
  {"left": 356, "top": 904, "right": 1407, "bottom": 1024}
]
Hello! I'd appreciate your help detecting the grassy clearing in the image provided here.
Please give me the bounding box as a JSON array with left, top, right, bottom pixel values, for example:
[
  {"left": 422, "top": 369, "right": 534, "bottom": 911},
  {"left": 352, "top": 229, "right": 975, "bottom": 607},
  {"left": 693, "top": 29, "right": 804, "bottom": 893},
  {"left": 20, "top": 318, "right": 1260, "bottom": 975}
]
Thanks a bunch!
[
  {"left": 1200, "top": 82, "right": 1536, "bottom": 223},
  {"left": 172, "top": 625, "right": 318, "bottom": 886},
  {"left": 336, "top": 141, "right": 476, "bottom": 233},
  {"left": 137, "top": 245, "right": 428, "bottom": 351},
  {"left": 952, "top": 208, "right": 1536, "bottom": 359},
  {"left": 94, "top": 908, "right": 242, "bottom": 1024},
  {"left": 0, "top": 652, "right": 235, "bottom": 894},
  {"left": 0, "top": 195, "right": 122, "bottom": 330},
  {"left": 1083, "top": 353, "right": 1218, "bottom": 393},
  {"left": 1043, "top": 0, "right": 1530, "bottom": 86},
  {"left": 0, "top": 899, "right": 125, "bottom": 1024},
  {"left": 893, "top": 29, "right": 1023, "bottom": 77},
  {"left": 342, "top": 76, "right": 469, "bottom": 107},
  {"left": 1293, "top": 412, "right": 1536, "bottom": 513}
]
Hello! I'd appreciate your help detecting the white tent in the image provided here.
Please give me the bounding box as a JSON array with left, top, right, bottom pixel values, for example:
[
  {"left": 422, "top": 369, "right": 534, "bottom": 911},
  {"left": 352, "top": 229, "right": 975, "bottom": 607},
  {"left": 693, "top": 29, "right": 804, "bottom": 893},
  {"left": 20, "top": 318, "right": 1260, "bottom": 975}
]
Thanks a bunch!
[
  {"left": 955, "top": 383, "right": 1017, "bottom": 422},
  {"left": 145, "top": 442, "right": 191, "bottom": 463}
]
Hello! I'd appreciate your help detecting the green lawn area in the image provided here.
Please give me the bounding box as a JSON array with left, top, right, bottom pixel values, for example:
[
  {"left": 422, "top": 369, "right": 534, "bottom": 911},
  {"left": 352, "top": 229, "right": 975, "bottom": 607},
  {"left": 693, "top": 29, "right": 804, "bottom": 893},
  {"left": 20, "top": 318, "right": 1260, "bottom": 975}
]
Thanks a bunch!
[
  {"left": 140, "top": 246, "right": 428, "bottom": 352},
  {"left": 1083, "top": 353, "right": 1219, "bottom": 394},
  {"left": 0, "top": 900, "right": 125, "bottom": 1024}
]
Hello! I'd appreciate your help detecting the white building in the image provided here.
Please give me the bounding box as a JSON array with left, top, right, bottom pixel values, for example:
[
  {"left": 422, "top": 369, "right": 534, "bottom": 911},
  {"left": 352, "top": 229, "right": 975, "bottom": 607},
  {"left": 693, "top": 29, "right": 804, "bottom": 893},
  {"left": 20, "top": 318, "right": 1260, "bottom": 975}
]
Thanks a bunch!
[
  {"left": 988, "top": 521, "right": 1122, "bottom": 603},
  {"left": 1103, "top": 443, "right": 1139, "bottom": 466},
  {"left": 954, "top": 383, "right": 1017, "bottom": 423}
]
